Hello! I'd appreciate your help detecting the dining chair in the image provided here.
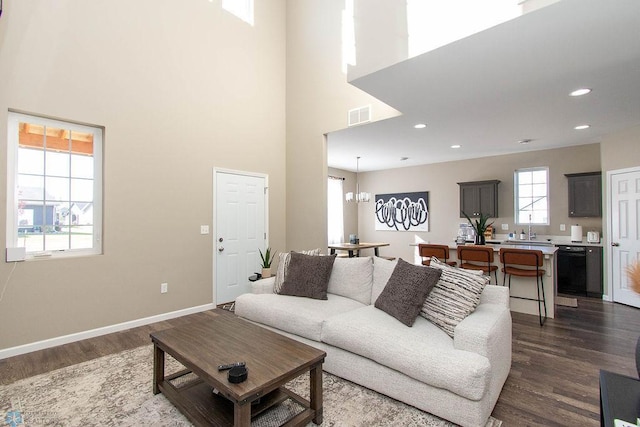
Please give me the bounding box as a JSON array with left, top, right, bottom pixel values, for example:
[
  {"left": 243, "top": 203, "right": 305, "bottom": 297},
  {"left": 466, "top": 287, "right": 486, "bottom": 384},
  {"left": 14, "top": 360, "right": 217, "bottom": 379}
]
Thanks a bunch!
[
  {"left": 457, "top": 245, "right": 498, "bottom": 284},
  {"left": 499, "top": 248, "right": 547, "bottom": 326},
  {"left": 418, "top": 244, "right": 457, "bottom": 267}
]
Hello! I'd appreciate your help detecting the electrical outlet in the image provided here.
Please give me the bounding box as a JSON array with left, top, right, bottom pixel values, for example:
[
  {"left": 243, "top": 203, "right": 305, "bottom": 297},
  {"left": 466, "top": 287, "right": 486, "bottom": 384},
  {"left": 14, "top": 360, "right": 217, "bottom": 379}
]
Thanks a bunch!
[
  {"left": 161, "top": 283, "right": 168, "bottom": 293},
  {"left": 200, "top": 225, "right": 209, "bottom": 235},
  {"left": 560, "top": 224, "right": 566, "bottom": 231},
  {"left": 501, "top": 224, "right": 509, "bottom": 231}
]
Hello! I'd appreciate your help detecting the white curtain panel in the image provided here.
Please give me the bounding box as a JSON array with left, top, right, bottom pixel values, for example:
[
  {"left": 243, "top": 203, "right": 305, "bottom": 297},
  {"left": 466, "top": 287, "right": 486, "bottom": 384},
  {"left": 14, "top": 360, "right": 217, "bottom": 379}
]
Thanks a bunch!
[{"left": 327, "top": 177, "right": 345, "bottom": 245}]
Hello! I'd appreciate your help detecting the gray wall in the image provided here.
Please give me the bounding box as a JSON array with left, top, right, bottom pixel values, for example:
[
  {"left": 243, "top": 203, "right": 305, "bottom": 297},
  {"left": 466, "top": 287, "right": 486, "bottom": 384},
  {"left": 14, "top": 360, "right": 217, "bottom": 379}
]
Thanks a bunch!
[
  {"left": 285, "top": 0, "right": 399, "bottom": 252},
  {"left": 0, "top": 1, "right": 287, "bottom": 349},
  {"left": 1, "top": 0, "right": 637, "bottom": 352},
  {"left": 600, "top": 125, "right": 640, "bottom": 296},
  {"left": 354, "top": 144, "right": 603, "bottom": 262}
]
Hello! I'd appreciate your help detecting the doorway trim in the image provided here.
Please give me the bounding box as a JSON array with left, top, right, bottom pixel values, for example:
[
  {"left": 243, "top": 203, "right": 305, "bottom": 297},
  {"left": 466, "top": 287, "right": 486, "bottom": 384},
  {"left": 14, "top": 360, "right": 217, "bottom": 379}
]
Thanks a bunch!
[{"left": 212, "top": 167, "right": 269, "bottom": 305}]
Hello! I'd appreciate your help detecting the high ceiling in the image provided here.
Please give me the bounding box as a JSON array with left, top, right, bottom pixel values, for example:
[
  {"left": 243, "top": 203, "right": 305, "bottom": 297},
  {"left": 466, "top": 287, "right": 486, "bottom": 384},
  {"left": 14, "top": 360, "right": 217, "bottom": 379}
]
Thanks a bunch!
[{"left": 328, "top": 0, "right": 640, "bottom": 172}]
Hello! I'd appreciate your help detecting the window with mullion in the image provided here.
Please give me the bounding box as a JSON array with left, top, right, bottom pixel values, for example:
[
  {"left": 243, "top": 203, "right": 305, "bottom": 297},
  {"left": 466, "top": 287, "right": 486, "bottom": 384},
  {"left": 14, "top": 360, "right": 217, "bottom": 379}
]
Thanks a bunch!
[
  {"left": 7, "top": 112, "right": 103, "bottom": 258},
  {"left": 515, "top": 167, "right": 549, "bottom": 225}
]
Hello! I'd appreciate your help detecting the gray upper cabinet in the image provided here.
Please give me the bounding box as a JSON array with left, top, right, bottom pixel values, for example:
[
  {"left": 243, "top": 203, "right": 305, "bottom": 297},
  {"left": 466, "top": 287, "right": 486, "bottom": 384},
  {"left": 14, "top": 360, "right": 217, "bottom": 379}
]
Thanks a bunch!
[
  {"left": 566, "top": 172, "right": 602, "bottom": 217},
  {"left": 458, "top": 180, "right": 500, "bottom": 218}
]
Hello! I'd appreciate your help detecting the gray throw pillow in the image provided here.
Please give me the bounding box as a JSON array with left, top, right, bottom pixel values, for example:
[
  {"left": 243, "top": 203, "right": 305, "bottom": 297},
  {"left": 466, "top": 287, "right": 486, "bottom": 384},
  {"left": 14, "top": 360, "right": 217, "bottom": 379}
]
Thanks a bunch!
[
  {"left": 374, "top": 258, "right": 442, "bottom": 326},
  {"left": 274, "top": 248, "right": 321, "bottom": 294},
  {"left": 279, "top": 252, "right": 337, "bottom": 300}
]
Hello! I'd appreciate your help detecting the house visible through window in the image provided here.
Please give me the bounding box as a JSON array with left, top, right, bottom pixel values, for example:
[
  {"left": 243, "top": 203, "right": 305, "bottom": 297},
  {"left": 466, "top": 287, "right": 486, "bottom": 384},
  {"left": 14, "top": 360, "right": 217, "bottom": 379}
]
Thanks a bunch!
[
  {"left": 6, "top": 112, "right": 103, "bottom": 258},
  {"left": 514, "top": 167, "right": 549, "bottom": 225}
]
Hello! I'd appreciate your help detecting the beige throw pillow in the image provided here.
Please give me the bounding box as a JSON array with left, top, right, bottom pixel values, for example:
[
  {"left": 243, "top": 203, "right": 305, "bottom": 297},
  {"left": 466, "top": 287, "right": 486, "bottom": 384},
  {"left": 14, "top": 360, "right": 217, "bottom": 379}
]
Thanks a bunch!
[
  {"left": 327, "top": 256, "right": 374, "bottom": 305},
  {"left": 420, "top": 257, "right": 489, "bottom": 337}
]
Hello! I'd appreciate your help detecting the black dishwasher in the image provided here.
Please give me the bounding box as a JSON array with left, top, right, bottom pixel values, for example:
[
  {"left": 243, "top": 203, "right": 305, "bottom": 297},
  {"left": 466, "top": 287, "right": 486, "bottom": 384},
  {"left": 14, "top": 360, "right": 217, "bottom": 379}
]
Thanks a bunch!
[{"left": 556, "top": 245, "right": 587, "bottom": 295}]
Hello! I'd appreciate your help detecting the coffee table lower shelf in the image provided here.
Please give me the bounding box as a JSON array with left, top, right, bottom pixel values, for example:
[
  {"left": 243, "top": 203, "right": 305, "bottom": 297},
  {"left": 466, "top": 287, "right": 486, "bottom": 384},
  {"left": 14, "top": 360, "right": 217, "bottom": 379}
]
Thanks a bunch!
[{"left": 158, "top": 373, "right": 315, "bottom": 427}]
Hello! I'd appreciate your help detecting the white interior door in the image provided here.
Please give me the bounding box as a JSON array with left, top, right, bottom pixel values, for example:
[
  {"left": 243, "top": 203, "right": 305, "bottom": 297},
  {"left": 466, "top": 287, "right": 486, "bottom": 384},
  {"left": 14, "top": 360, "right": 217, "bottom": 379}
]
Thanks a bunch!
[
  {"left": 609, "top": 167, "right": 640, "bottom": 308},
  {"left": 214, "top": 170, "right": 267, "bottom": 304}
]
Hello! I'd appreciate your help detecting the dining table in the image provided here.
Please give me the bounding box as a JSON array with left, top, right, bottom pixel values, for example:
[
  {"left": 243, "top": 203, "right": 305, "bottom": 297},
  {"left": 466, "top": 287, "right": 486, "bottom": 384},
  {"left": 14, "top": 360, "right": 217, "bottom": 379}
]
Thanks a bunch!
[{"left": 328, "top": 242, "right": 390, "bottom": 258}]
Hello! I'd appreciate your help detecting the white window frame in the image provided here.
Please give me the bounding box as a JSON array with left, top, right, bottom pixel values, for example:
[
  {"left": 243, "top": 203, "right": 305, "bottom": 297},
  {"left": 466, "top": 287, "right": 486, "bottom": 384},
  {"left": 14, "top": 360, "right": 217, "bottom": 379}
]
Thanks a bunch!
[
  {"left": 6, "top": 111, "right": 103, "bottom": 259},
  {"left": 514, "top": 166, "right": 550, "bottom": 226}
]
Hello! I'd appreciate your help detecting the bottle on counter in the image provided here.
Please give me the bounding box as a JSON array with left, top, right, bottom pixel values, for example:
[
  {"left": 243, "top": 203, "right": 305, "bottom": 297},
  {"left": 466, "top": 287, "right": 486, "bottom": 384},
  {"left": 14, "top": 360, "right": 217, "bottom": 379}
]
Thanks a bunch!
[{"left": 520, "top": 230, "right": 526, "bottom": 240}]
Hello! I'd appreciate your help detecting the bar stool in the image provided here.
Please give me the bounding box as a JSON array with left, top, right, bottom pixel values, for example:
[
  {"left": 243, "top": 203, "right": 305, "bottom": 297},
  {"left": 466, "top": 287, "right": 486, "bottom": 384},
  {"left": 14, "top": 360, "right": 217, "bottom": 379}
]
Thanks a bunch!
[
  {"left": 499, "top": 248, "right": 547, "bottom": 326},
  {"left": 418, "top": 244, "right": 457, "bottom": 267},
  {"left": 457, "top": 245, "right": 498, "bottom": 284}
]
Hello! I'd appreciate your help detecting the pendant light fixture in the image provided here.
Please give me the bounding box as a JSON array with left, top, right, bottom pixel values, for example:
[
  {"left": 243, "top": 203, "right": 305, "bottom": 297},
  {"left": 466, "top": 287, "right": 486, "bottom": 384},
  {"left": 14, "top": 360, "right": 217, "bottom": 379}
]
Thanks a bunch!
[{"left": 345, "top": 156, "right": 370, "bottom": 203}]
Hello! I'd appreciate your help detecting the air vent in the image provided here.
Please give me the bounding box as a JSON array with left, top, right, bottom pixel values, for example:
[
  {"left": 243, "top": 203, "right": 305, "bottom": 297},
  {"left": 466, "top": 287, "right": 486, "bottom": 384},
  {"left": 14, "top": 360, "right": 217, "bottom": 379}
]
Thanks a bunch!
[{"left": 348, "top": 105, "right": 371, "bottom": 127}]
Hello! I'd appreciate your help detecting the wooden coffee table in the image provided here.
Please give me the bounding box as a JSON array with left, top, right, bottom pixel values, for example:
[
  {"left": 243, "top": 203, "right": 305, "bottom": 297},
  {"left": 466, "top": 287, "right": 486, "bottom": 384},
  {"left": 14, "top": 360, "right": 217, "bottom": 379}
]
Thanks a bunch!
[{"left": 150, "top": 313, "right": 326, "bottom": 426}]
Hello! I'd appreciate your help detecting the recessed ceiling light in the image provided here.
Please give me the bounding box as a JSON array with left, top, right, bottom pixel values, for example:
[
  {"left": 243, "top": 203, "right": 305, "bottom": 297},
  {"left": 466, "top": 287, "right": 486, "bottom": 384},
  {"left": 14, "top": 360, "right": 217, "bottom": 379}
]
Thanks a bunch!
[
  {"left": 414, "top": 123, "right": 427, "bottom": 129},
  {"left": 518, "top": 139, "right": 533, "bottom": 144},
  {"left": 574, "top": 124, "right": 591, "bottom": 130},
  {"left": 450, "top": 144, "right": 461, "bottom": 149},
  {"left": 570, "top": 88, "right": 592, "bottom": 97}
]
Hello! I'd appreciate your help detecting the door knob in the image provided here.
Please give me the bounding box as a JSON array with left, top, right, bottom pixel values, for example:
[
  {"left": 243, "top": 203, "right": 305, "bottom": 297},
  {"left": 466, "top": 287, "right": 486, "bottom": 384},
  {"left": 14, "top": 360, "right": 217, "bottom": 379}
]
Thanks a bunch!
[
  {"left": 611, "top": 243, "right": 620, "bottom": 247},
  {"left": 218, "top": 247, "right": 225, "bottom": 252}
]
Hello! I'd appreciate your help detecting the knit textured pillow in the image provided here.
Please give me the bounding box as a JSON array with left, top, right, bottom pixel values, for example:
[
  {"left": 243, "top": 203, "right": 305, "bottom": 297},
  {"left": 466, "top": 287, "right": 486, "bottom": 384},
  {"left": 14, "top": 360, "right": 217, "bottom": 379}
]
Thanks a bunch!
[
  {"left": 273, "top": 248, "right": 321, "bottom": 294},
  {"left": 279, "top": 252, "right": 337, "bottom": 300},
  {"left": 420, "top": 257, "right": 489, "bottom": 337},
  {"left": 374, "top": 259, "right": 442, "bottom": 326}
]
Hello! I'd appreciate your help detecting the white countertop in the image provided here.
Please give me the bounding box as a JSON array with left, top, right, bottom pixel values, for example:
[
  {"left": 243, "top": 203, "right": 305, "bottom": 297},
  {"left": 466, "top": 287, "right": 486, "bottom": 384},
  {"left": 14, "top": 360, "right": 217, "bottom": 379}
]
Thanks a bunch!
[
  {"left": 464, "top": 242, "right": 559, "bottom": 255},
  {"left": 410, "top": 241, "right": 559, "bottom": 255},
  {"left": 458, "top": 233, "right": 603, "bottom": 246},
  {"left": 412, "top": 235, "right": 604, "bottom": 255},
  {"left": 495, "top": 234, "right": 604, "bottom": 247}
]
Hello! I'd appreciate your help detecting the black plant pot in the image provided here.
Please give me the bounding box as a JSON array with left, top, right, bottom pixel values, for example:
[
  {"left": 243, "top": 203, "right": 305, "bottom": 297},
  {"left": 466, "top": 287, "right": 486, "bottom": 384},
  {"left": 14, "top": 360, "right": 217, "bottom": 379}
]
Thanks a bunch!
[{"left": 474, "top": 234, "right": 486, "bottom": 245}]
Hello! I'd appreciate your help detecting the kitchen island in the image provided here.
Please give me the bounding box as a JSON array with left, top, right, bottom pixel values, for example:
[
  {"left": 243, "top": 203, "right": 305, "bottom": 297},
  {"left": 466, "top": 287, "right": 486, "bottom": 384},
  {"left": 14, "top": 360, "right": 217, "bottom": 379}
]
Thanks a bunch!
[
  {"left": 417, "top": 242, "right": 559, "bottom": 319},
  {"left": 487, "top": 243, "right": 558, "bottom": 319}
]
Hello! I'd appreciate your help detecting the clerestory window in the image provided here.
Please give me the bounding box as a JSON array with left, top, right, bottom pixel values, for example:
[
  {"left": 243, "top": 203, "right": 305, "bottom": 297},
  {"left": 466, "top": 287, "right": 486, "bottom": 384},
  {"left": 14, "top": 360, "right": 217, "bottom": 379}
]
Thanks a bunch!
[
  {"left": 222, "top": 0, "right": 254, "bottom": 26},
  {"left": 514, "top": 167, "right": 549, "bottom": 225},
  {"left": 6, "top": 111, "right": 103, "bottom": 259}
]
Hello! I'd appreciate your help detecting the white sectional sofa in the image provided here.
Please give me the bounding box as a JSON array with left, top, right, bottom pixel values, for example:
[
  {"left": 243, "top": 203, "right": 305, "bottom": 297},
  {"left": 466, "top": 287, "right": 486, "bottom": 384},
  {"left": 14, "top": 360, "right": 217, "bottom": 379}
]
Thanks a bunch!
[{"left": 234, "top": 256, "right": 511, "bottom": 427}]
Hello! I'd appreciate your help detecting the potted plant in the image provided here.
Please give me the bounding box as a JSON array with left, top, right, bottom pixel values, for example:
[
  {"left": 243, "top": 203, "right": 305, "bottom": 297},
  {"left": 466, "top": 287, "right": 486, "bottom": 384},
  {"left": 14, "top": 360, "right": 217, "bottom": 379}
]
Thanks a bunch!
[
  {"left": 259, "top": 247, "right": 276, "bottom": 278},
  {"left": 462, "top": 211, "right": 494, "bottom": 245}
]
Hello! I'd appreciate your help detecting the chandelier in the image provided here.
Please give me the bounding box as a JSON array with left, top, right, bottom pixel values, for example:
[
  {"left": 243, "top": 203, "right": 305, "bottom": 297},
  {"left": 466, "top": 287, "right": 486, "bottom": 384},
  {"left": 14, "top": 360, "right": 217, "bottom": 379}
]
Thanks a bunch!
[{"left": 345, "top": 156, "right": 370, "bottom": 203}]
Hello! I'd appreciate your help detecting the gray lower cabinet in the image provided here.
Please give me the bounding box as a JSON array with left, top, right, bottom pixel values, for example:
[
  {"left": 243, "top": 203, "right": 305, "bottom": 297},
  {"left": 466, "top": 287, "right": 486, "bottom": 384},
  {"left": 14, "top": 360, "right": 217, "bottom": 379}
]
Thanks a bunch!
[
  {"left": 586, "top": 246, "right": 603, "bottom": 297},
  {"left": 458, "top": 180, "right": 500, "bottom": 218},
  {"left": 566, "top": 171, "right": 602, "bottom": 217}
]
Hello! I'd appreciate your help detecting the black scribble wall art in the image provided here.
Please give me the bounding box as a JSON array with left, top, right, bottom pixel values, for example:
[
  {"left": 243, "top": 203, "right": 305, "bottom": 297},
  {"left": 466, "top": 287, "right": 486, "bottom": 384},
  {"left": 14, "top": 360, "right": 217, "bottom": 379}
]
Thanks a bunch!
[{"left": 375, "top": 192, "right": 429, "bottom": 231}]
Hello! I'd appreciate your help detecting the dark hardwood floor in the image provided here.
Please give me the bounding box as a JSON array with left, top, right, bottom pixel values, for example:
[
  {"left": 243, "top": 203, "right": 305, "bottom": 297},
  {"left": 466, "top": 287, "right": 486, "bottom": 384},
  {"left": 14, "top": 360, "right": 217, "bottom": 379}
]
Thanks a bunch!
[
  {"left": 1, "top": 298, "right": 638, "bottom": 426},
  {"left": 493, "top": 296, "right": 639, "bottom": 426}
]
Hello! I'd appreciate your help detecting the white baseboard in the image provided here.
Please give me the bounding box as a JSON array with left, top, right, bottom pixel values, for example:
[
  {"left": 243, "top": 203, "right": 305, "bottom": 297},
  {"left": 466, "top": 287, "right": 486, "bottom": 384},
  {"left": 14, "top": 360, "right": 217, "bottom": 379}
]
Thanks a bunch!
[{"left": 0, "top": 303, "right": 216, "bottom": 360}]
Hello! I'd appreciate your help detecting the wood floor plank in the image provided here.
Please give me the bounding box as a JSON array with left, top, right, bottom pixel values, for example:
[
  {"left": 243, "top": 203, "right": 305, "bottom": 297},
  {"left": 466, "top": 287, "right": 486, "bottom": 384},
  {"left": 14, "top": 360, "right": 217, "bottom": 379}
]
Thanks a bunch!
[{"left": 0, "top": 298, "right": 638, "bottom": 426}]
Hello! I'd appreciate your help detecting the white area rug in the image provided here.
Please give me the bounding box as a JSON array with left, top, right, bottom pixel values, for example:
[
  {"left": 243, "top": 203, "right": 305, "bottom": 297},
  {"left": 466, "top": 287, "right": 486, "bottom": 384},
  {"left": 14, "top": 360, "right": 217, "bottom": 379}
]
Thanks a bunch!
[{"left": 0, "top": 345, "right": 501, "bottom": 426}]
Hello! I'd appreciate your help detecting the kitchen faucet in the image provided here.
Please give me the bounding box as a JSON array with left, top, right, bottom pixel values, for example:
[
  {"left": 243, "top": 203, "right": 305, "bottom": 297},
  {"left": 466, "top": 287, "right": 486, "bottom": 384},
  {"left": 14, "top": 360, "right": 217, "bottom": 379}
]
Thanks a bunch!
[{"left": 528, "top": 215, "right": 536, "bottom": 240}]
